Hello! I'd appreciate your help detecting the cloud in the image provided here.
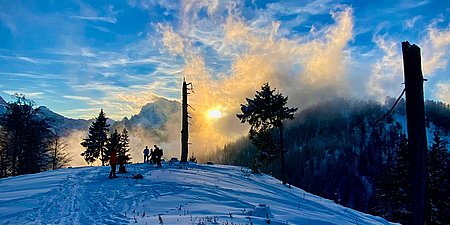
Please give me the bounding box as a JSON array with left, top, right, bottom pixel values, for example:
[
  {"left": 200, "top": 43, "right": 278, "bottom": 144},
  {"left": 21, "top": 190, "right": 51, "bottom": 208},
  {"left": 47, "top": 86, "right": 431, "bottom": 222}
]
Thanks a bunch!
[
  {"left": 63, "top": 95, "right": 93, "bottom": 101},
  {"left": 152, "top": 3, "right": 355, "bottom": 153},
  {"left": 71, "top": 2, "right": 117, "bottom": 23},
  {"left": 71, "top": 16, "right": 117, "bottom": 24},
  {"left": 435, "top": 80, "right": 450, "bottom": 103},
  {"left": 367, "top": 19, "right": 450, "bottom": 101},
  {"left": 157, "top": 24, "right": 185, "bottom": 56},
  {"left": 3, "top": 90, "right": 45, "bottom": 99},
  {"left": 422, "top": 21, "right": 450, "bottom": 75},
  {"left": 403, "top": 15, "right": 422, "bottom": 29}
]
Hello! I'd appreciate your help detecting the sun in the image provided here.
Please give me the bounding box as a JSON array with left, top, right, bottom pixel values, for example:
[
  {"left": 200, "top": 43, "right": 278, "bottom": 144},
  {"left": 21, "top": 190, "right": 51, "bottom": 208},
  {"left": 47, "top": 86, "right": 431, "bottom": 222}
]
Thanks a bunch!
[{"left": 207, "top": 109, "right": 223, "bottom": 119}]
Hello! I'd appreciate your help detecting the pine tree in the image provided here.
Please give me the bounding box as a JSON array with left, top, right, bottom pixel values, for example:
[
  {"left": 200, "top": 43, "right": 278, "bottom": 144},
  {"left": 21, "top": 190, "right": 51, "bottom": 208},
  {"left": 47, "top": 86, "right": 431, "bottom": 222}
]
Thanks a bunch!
[
  {"left": 370, "top": 133, "right": 410, "bottom": 224},
  {"left": 427, "top": 131, "right": 449, "bottom": 225},
  {"left": 119, "top": 128, "right": 132, "bottom": 164},
  {"left": 80, "top": 109, "right": 110, "bottom": 165},
  {"left": 237, "top": 83, "right": 297, "bottom": 183}
]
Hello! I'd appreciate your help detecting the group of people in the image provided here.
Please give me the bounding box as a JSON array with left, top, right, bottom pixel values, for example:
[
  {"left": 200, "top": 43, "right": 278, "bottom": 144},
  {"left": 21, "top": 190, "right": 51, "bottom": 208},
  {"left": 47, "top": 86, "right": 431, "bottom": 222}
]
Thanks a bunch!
[
  {"left": 143, "top": 145, "right": 163, "bottom": 167},
  {"left": 108, "top": 144, "right": 165, "bottom": 179}
]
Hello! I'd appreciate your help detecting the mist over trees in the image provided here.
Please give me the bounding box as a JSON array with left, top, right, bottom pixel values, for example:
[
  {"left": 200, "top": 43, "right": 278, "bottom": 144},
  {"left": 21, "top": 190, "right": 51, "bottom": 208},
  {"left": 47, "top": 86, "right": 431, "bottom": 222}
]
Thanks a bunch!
[
  {"left": 0, "top": 95, "right": 71, "bottom": 178},
  {"left": 212, "top": 97, "right": 450, "bottom": 224}
]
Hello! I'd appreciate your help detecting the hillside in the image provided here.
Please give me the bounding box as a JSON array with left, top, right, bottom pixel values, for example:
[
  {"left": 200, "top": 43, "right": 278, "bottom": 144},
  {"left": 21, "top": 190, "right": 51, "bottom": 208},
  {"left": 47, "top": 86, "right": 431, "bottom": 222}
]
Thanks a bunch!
[
  {"left": 0, "top": 163, "right": 395, "bottom": 225},
  {"left": 215, "top": 98, "right": 450, "bottom": 223}
]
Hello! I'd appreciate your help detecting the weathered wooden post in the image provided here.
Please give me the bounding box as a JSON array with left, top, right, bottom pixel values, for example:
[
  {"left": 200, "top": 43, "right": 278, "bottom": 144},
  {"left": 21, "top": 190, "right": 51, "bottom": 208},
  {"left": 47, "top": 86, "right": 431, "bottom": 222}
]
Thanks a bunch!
[
  {"left": 181, "top": 78, "right": 192, "bottom": 163},
  {"left": 401, "top": 41, "right": 428, "bottom": 225}
]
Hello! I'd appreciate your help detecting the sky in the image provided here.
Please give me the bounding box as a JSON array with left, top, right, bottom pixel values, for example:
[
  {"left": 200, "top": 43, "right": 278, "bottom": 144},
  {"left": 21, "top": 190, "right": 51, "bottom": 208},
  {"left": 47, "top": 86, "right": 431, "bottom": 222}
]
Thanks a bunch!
[{"left": 0, "top": 0, "right": 449, "bottom": 124}]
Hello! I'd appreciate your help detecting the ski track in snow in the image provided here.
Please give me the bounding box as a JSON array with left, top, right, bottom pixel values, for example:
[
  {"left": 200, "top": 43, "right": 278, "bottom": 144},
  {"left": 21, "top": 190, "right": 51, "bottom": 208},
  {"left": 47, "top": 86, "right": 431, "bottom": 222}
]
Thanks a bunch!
[{"left": 0, "top": 163, "right": 397, "bottom": 225}]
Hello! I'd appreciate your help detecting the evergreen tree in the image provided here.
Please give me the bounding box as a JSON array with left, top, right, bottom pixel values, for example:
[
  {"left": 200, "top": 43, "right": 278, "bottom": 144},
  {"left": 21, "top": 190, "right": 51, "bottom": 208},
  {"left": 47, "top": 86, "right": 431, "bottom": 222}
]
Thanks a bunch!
[
  {"left": 427, "top": 131, "right": 449, "bottom": 225},
  {"left": 80, "top": 109, "right": 110, "bottom": 165},
  {"left": 0, "top": 94, "right": 52, "bottom": 177},
  {"left": 118, "top": 128, "right": 132, "bottom": 164},
  {"left": 370, "top": 133, "right": 410, "bottom": 224},
  {"left": 237, "top": 83, "right": 297, "bottom": 183}
]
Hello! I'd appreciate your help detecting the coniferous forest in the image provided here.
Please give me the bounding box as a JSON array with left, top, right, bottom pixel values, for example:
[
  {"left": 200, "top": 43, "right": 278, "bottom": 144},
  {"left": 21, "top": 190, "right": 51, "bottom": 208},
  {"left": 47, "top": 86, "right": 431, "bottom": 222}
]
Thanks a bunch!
[
  {"left": 0, "top": 95, "right": 72, "bottom": 177},
  {"left": 211, "top": 98, "right": 450, "bottom": 225}
]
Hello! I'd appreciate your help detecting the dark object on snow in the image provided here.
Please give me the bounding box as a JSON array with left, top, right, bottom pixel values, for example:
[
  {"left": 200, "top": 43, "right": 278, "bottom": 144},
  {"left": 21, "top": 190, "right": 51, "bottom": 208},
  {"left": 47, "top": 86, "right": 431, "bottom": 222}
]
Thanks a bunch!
[
  {"left": 206, "top": 161, "right": 214, "bottom": 165},
  {"left": 169, "top": 157, "right": 179, "bottom": 164},
  {"left": 131, "top": 173, "right": 143, "bottom": 180}
]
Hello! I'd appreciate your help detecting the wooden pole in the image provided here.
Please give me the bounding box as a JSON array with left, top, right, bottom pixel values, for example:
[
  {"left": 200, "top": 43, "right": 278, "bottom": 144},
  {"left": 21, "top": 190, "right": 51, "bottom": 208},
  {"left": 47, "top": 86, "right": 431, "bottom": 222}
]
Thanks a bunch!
[{"left": 401, "top": 41, "right": 428, "bottom": 225}]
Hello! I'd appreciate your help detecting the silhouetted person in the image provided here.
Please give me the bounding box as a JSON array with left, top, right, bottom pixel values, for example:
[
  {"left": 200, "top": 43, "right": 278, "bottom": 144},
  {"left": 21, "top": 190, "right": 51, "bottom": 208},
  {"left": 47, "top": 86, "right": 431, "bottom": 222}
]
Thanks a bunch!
[
  {"left": 149, "top": 148, "right": 155, "bottom": 164},
  {"left": 109, "top": 150, "right": 118, "bottom": 179},
  {"left": 154, "top": 145, "right": 163, "bottom": 167},
  {"left": 143, "top": 146, "right": 149, "bottom": 163}
]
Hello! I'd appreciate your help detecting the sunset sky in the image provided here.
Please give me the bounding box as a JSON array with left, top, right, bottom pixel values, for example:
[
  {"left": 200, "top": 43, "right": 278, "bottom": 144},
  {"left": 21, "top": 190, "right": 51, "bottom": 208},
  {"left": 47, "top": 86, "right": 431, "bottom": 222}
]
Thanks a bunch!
[{"left": 0, "top": 0, "right": 449, "bottom": 123}]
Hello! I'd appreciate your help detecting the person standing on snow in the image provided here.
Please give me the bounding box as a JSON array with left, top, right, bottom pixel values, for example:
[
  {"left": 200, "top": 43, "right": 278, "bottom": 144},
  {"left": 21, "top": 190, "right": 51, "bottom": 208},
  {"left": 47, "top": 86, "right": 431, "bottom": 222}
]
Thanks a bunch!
[
  {"left": 109, "top": 150, "right": 118, "bottom": 179},
  {"left": 149, "top": 148, "right": 155, "bottom": 164},
  {"left": 143, "top": 146, "right": 150, "bottom": 163},
  {"left": 153, "top": 145, "right": 163, "bottom": 167}
]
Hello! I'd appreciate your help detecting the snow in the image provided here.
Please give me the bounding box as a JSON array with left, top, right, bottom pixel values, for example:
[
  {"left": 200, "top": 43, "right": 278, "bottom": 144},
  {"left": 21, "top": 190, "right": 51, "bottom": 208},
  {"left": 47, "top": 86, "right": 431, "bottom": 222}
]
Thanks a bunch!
[{"left": 0, "top": 163, "right": 396, "bottom": 225}]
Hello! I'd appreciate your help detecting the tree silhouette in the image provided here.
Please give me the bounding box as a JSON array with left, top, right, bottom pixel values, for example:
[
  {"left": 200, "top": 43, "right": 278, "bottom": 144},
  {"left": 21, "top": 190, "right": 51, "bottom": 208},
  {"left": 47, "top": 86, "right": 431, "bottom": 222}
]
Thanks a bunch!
[
  {"left": 0, "top": 94, "right": 52, "bottom": 176},
  {"left": 427, "top": 131, "right": 449, "bottom": 224},
  {"left": 237, "top": 83, "right": 297, "bottom": 184},
  {"left": 80, "top": 109, "right": 110, "bottom": 165}
]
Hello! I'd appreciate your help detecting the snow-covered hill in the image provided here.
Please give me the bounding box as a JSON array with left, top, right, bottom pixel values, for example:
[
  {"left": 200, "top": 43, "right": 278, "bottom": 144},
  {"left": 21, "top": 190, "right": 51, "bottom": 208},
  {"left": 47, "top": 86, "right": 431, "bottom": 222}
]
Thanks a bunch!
[{"left": 0, "top": 163, "right": 395, "bottom": 225}]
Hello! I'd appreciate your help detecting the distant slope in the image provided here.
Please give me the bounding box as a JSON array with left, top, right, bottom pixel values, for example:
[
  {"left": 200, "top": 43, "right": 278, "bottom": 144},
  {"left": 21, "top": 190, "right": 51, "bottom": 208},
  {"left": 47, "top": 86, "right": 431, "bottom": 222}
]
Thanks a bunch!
[{"left": 0, "top": 163, "right": 396, "bottom": 225}]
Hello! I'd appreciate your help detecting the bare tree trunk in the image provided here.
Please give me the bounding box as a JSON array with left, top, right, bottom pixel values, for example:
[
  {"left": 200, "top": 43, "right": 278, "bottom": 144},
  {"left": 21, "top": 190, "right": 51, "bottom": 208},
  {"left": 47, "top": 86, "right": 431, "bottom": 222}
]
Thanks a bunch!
[{"left": 402, "top": 41, "right": 428, "bottom": 225}]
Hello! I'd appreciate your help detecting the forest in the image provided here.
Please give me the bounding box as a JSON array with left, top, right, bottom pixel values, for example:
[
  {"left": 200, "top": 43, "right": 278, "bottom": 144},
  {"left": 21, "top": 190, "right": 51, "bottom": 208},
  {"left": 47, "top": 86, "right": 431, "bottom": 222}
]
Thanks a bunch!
[{"left": 210, "top": 97, "right": 450, "bottom": 224}]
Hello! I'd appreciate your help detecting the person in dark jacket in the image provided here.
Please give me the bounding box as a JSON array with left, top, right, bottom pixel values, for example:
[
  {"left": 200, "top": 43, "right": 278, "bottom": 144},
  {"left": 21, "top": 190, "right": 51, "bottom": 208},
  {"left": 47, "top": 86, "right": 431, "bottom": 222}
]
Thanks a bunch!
[
  {"left": 109, "top": 150, "right": 118, "bottom": 179},
  {"left": 143, "top": 146, "right": 150, "bottom": 163},
  {"left": 154, "top": 145, "right": 163, "bottom": 167}
]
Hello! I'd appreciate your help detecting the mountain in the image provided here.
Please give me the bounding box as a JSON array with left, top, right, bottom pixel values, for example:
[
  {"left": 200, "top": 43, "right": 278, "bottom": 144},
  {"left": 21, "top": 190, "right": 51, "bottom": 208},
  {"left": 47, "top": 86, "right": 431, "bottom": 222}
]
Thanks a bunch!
[
  {"left": 0, "top": 162, "right": 395, "bottom": 224},
  {"left": 120, "top": 98, "right": 180, "bottom": 130},
  {"left": 0, "top": 96, "right": 6, "bottom": 114},
  {"left": 0, "top": 96, "right": 180, "bottom": 138},
  {"left": 36, "top": 106, "right": 92, "bottom": 134}
]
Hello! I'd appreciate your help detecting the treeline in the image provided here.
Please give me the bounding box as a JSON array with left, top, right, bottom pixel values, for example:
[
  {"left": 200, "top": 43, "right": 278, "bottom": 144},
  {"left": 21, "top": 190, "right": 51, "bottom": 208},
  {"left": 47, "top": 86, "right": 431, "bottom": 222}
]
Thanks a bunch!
[
  {"left": 214, "top": 98, "right": 450, "bottom": 224},
  {"left": 80, "top": 109, "right": 132, "bottom": 168},
  {"left": 0, "top": 95, "right": 71, "bottom": 178}
]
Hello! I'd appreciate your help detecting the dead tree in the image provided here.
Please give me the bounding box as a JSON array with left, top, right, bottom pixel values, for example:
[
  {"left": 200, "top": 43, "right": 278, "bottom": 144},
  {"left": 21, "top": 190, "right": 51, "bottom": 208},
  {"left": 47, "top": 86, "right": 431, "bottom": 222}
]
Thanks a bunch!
[
  {"left": 181, "top": 78, "right": 193, "bottom": 163},
  {"left": 402, "top": 41, "right": 428, "bottom": 225}
]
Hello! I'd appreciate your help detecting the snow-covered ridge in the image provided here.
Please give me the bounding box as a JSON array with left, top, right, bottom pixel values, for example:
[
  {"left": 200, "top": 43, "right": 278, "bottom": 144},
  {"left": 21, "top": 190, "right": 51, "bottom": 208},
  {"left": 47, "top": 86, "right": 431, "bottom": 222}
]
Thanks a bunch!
[{"left": 0, "top": 163, "right": 396, "bottom": 224}]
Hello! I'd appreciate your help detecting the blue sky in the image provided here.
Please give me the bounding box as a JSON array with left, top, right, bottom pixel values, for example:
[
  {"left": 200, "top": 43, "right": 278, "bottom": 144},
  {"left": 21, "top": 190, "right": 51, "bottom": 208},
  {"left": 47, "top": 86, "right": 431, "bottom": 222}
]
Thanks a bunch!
[{"left": 0, "top": 0, "right": 449, "bottom": 120}]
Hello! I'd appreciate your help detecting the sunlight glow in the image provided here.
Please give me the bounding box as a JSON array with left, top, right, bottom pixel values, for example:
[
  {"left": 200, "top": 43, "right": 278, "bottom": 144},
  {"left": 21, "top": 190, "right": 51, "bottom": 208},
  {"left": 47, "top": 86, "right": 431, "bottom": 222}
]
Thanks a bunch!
[{"left": 207, "top": 109, "right": 223, "bottom": 119}]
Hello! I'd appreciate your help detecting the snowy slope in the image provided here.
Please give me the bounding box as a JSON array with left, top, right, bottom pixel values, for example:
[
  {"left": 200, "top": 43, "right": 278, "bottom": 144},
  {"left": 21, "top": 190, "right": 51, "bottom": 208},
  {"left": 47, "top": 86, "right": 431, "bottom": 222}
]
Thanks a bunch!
[{"left": 0, "top": 163, "right": 396, "bottom": 225}]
